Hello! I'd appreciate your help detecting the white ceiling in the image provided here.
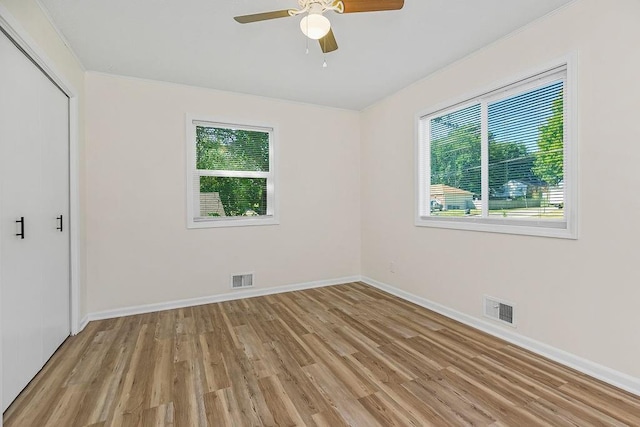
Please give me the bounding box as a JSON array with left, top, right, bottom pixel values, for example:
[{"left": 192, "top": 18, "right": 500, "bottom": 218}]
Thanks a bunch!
[{"left": 39, "top": 0, "right": 573, "bottom": 110}]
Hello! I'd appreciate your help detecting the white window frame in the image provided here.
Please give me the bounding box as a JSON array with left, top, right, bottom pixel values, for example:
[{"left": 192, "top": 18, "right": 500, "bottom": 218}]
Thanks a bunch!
[
  {"left": 415, "top": 55, "right": 578, "bottom": 239},
  {"left": 186, "top": 114, "right": 278, "bottom": 228}
]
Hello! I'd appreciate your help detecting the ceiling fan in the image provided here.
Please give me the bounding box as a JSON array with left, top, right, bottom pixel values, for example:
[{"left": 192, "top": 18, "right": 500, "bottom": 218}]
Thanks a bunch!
[{"left": 234, "top": 0, "right": 405, "bottom": 53}]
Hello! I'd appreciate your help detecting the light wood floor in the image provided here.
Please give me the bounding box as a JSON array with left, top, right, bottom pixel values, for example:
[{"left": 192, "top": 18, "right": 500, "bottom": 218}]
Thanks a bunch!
[{"left": 4, "top": 282, "right": 640, "bottom": 426}]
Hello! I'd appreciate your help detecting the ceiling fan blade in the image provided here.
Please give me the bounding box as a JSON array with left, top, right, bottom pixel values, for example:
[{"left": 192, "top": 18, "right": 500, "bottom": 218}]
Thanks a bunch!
[
  {"left": 336, "top": 0, "right": 404, "bottom": 13},
  {"left": 319, "top": 28, "right": 338, "bottom": 53},
  {"left": 234, "top": 10, "right": 293, "bottom": 24}
]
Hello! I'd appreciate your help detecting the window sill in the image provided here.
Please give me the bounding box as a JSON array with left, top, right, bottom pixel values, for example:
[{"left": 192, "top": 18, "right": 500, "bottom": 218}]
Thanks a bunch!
[
  {"left": 188, "top": 215, "right": 279, "bottom": 229},
  {"left": 415, "top": 215, "right": 576, "bottom": 239}
]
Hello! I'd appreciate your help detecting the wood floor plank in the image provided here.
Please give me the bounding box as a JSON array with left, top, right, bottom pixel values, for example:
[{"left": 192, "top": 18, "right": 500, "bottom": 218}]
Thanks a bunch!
[
  {"left": 444, "top": 352, "right": 537, "bottom": 407},
  {"left": 172, "top": 359, "right": 205, "bottom": 427},
  {"left": 311, "top": 407, "right": 349, "bottom": 427},
  {"left": 377, "top": 340, "right": 443, "bottom": 379},
  {"left": 473, "top": 353, "right": 628, "bottom": 426},
  {"left": 377, "top": 377, "right": 452, "bottom": 426},
  {"left": 104, "top": 324, "right": 153, "bottom": 426},
  {"left": 358, "top": 392, "right": 423, "bottom": 426},
  {"left": 269, "top": 300, "right": 310, "bottom": 337},
  {"left": 264, "top": 318, "right": 315, "bottom": 367},
  {"left": 220, "top": 344, "right": 275, "bottom": 426},
  {"left": 140, "top": 402, "right": 174, "bottom": 427},
  {"left": 266, "top": 340, "right": 332, "bottom": 422},
  {"left": 439, "top": 367, "right": 546, "bottom": 426},
  {"left": 329, "top": 307, "right": 394, "bottom": 346},
  {"left": 558, "top": 382, "right": 640, "bottom": 426},
  {"left": 402, "top": 376, "right": 499, "bottom": 426},
  {"left": 74, "top": 324, "right": 142, "bottom": 425},
  {"left": 43, "top": 384, "right": 85, "bottom": 427},
  {"left": 258, "top": 375, "right": 306, "bottom": 427},
  {"left": 523, "top": 397, "right": 609, "bottom": 427},
  {"left": 303, "top": 363, "right": 383, "bottom": 427},
  {"left": 202, "top": 387, "right": 243, "bottom": 427},
  {"left": 302, "top": 333, "right": 378, "bottom": 399},
  {"left": 4, "top": 282, "right": 640, "bottom": 426},
  {"left": 333, "top": 324, "right": 385, "bottom": 355}
]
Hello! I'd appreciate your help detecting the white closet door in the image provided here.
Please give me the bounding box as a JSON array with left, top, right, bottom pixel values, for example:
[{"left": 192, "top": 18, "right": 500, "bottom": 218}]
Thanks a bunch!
[
  {"left": 39, "top": 63, "right": 70, "bottom": 361},
  {"left": 0, "top": 31, "right": 46, "bottom": 410},
  {"left": 0, "top": 30, "right": 70, "bottom": 411}
]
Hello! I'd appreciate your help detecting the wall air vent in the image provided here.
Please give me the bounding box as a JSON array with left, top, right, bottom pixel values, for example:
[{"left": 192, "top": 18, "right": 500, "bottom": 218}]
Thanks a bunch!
[
  {"left": 231, "top": 273, "right": 253, "bottom": 289},
  {"left": 483, "top": 296, "right": 516, "bottom": 327}
]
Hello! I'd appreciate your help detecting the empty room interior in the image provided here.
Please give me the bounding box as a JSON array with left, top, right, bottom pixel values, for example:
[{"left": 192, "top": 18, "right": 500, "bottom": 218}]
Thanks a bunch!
[{"left": 2, "top": 0, "right": 640, "bottom": 425}]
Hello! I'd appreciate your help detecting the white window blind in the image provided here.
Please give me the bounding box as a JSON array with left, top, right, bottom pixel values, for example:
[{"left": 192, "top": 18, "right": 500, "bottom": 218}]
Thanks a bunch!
[{"left": 417, "top": 64, "right": 575, "bottom": 238}]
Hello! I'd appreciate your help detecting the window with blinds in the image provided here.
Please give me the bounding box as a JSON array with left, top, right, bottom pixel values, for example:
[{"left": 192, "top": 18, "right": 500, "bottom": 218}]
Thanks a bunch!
[
  {"left": 417, "top": 63, "right": 576, "bottom": 238},
  {"left": 186, "top": 119, "right": 277, "bottom": 228}
]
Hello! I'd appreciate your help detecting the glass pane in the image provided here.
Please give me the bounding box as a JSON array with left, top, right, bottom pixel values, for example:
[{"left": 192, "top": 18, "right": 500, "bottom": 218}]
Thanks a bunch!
[
  {"left": 198, "top": 176, "right": 267, "bottom": 218},
  {"left": 488, "top": 81, "right": 564, "bottom": 220},
  {"left": 196, "top": 126, "right": 269, "bottom": 172},
  {"left": 429, "top": 104, "right": 481, "bottom": 217}
]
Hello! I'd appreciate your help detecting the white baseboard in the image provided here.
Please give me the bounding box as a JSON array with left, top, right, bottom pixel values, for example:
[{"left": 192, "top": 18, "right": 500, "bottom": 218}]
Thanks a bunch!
[
  {"left": 361, "top": 276, "right": 640, "bottom": 397},
  {"left": 77, "top": 315, "right": 89, "bottom": 334},
  {"left": 86, "top": 276, "right": 361, "bottom": 322}
]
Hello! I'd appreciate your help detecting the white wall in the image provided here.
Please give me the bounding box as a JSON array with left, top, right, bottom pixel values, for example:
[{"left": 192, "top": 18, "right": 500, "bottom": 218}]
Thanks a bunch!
[
  {"left": 361, "top": 0, "right": 640, "bottom": 379},
  {"left": 85, "top": 73, "right": 361, "bottom": 313}
]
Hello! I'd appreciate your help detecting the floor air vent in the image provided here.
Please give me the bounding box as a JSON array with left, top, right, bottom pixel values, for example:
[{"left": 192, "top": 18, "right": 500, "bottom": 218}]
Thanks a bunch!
[
  {"left": 231, "top": 273, "right": 253, "bottom": 289},
  {"left": 484, "top": 296, "right": 515, "bottom": 326}
]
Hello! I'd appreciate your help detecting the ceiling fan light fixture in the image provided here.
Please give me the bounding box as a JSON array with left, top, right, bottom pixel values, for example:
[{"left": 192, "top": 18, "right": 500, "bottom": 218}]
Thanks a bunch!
[{"left": 300, "top": 13, "right": 331, "bottom": 40}]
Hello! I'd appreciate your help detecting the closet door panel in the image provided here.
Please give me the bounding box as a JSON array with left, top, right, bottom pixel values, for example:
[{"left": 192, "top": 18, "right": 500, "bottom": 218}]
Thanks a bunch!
[
  {"left": 0, "top": 30, "right": 69, "bottom": 411},
  {"left": 39, "top": 74, "right": 70, "bottom": 359},
  {"left": 0, "top": 31, "right": 46, "bottom": 410}
]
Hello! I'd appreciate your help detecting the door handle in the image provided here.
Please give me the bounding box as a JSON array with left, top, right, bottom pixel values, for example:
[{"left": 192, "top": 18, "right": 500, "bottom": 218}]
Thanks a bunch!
[
  {"left": 16, "top": 216, "right": 25, "bottom": 239},
  {"left": 57, "top": 215, "right": 63, "bottom": 232}
]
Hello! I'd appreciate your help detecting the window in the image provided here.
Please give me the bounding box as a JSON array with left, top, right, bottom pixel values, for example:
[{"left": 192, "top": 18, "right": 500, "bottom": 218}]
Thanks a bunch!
[
  {"left": 186, "top": 117, "right": 277, "bottom": 228},
  {"left": 416, "top": 63, "right": 576, "bottom": 238}
]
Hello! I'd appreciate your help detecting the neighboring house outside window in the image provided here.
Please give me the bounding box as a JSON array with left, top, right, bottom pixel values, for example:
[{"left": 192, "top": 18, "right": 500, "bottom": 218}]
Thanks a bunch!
[
  {"left": 186, "top": 117, "right": 277, "bottom": 228},
  {"left": 416, "top": 60, "right": 576, "bottom": 238}
]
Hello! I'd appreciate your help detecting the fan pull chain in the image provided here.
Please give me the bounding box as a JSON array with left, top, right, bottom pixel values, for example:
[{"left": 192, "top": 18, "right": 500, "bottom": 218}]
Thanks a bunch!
[
  {"left": 322, "top": 36, "right": 328, "bottom": 68},
  {"left": 305, "top": 16, "right": 310, "bottom": 54}
]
